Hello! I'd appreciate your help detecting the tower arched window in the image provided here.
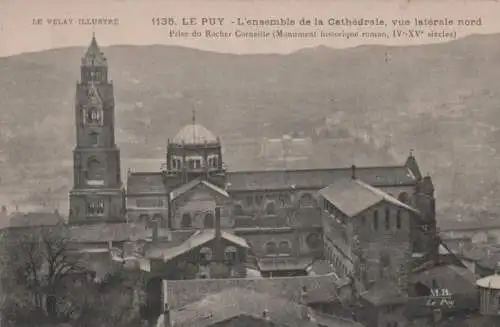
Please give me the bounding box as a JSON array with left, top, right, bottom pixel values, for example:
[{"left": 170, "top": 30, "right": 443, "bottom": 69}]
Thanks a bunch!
[
  {"left": 87, "top": 199, "right": 104, "bottom": 216},
  {"left": 265, "top": 202, "right": 276, "bottom": 215},
  {"left": 89, "top": 132, "right": 99, "bottom": 146},
  {"left": 204, "top": 212, "right": 214, "bottom": 229},
  {"left": 181, "top": 213, "right": 192, "bottom": 228},
  {"left": 265, "top": 242, "right": 277, "bottom": 255},
  {"left": 86, "top": 107, "right": 102, "bottom": 125},
  {"left": 87, "top": 158, "right": 104, "bottom": 181}
]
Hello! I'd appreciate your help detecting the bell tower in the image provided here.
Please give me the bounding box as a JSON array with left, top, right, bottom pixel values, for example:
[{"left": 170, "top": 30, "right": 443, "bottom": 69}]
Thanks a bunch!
[{"left": 69, "top": 34, "right": 125, "bottom": 224}]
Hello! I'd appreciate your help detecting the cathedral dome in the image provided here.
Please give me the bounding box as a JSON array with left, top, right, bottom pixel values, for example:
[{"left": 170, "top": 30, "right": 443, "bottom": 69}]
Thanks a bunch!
[{"left": 172, "top": 123, "right": 218, "bottom": 145}]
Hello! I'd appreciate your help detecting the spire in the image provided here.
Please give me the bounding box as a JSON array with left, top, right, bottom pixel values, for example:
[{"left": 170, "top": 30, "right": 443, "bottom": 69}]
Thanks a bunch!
[
  {"left": 82, "top": 33, "right": 107, "bottom": 66},
  {"left": 405, "top": 148, "right": 422, "bottom": 180}
]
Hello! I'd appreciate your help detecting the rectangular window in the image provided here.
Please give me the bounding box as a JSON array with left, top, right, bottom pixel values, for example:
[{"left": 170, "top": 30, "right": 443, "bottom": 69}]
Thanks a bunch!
[
  {"left": 385, "top": 208, "right": 390, "bottom": 230},
  {"left": 373, "top": 210, "right": 379, "bottom": 230},
  {"left": 396, "top": 211, "right": 402, "bottom": 229}
]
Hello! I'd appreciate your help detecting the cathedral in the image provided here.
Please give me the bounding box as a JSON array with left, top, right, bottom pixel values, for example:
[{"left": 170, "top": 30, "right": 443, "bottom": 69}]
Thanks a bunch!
[{"left": 67, "top": 36, "right": 456, "bottom": 326}]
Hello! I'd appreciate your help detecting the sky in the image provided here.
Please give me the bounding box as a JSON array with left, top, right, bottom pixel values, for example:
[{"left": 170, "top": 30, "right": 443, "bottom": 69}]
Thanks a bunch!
[{"left": 0, "top": 0, "right": 500, "bottom": 56}]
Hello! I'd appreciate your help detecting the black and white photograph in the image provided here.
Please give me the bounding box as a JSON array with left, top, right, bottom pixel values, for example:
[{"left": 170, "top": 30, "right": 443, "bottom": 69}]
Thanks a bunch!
[{"left": 0, "top": 1, "right": 499, "bottom": 327}]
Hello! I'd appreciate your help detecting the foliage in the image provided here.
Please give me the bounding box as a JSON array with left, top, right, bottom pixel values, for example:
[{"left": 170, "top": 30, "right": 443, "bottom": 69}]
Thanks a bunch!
[{"left": 0, "top": 226, "right": 146, "bottom": 327}]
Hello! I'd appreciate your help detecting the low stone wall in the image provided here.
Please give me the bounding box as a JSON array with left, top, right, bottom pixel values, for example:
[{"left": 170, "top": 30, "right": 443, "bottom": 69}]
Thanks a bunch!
[{"left": 165, "top": 274, "right": 346, "bottom": 309}]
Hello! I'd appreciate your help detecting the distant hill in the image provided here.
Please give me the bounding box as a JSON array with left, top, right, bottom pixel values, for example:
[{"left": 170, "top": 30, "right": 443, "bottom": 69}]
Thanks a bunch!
[{"left": 1, "top": 34, "right": 500, "bottom": 220}]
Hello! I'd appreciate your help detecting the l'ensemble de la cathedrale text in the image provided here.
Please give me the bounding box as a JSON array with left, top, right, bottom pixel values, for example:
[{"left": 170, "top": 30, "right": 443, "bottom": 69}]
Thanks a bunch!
[{"left": 158, "top": 16, "right": 480, "bottom": 27}]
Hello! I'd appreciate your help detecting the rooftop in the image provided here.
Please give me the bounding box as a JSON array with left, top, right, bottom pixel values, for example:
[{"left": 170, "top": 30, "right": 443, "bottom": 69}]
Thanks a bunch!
[
  {"left": 226, "top": 165, "right": 416, "bottom": 192},
  {"left": 319, "top": 177, "right": 417, "bottom": 217},
  {"left": 172, "top": 123, "right": 218, "bottom": 145}
]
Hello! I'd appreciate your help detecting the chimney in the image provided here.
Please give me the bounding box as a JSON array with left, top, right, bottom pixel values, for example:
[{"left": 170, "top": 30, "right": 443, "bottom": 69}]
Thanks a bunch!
[
  {"left": 215, "top": 207, "right": 222, "bottom": 261},
  {"left": 351, "top": 164, "right": 356, "bottom": 179}
]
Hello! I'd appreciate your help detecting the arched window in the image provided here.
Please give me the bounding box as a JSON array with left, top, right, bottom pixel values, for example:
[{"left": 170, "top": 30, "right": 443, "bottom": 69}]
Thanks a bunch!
[
  {"left": 396, "top": 211, "right": 402, "bottom": 229},
  {"left": 233, "top": 204, "right": 243, "bottom": 216},
  {"left": 299, "top": 193, "right": 315, "bottom": 208},
  {"left": 265, "top": 202, "right": 276, "bottom": 215},
  {"left": 265, "top": 242, "right": 277, "bottom": 255},
  {"left": 398, "top": 192, "right": 409, "bottom": 204},
  {"left": 87, "top": 158, "right": 104, "bottom": 181},
  {"left": 385, "top": 208, "right": 390, "bottom": 230},
  {"left": 224, "top": 246, "right": 237, "bottom": 262},
  {"left": 278, "top": 241, "right": 291, "bottom": 255},
  {"left": 373, "top": 210, "right": 379, "bottom": 230},
  {"left": 152, "top": 214, "right": 163, "bottom": 226},
  {"left": 89, "top": 132, "right": 99, "bottom": 146},
  {"left": 204, "top": 212, "right": 214, "bottom": 228},
  {"left": 200, "top": 247, "right": 213, "bottom": 261},
  {"left": 181, "top": 213, "right": 192, "bottom": 228},
  {"left": 87, "top": 199, "right": 104, "bottom": 216},
  {"left": 278, "top": 194, "right": 291, "bottom": 207},
  {"left": 380, "top": 253, "right": 391, "bottom": 279},
  {"left": 86, "top": 107, "right": 102, "bottom": 125},
  {"left": 306, "top": 233, "right": 321, "bottom": 249}
]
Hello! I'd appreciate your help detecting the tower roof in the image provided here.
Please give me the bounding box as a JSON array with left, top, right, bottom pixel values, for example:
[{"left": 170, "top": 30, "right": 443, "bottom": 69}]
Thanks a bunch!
[
  {"left": 172, "top": 123, "right": 218, "bottom": 145},
  {"left": 82, "top": 34, "right": 107, "bottom": 66}
]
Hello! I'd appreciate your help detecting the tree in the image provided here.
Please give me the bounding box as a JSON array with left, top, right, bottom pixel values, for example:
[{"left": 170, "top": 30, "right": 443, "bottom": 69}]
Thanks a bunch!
[{"left": 0, "top": 223, "right": 85, "bottom": 325}]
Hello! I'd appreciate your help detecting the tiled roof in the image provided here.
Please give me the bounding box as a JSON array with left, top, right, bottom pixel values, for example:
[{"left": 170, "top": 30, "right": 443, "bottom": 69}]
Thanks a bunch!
[
  {"left": 169, "top": 179, "right": 229, "bottom": 201},
  {"left": 126, "top": 172, "right": 165, "bottom": 194},
  {"left": 258, "top": 256, "right": 313, "bottom": 272},
  {"left": 319, "top": 178, "right": 417, "bottom": 217},
  {"left": 166, "top": 288, "right": 322, "bottom": 327},
  {"left": 226, "top": 165, "right": 415, "bottom": 191},
  {"left": 8, "top": 211, "right": 64, "bottom": 228},
  {"left": 360, "top": 282, "right": 406, "bottom": 306},
  {"left": 172, "top": 123, "right": 218, "bottom": 145},
  {"left": 68, "top": 223, "right": 172, "bottom": 243},
  {"left": 147, "top": 229, "right": 249, "bottom": 261},
  {"left": 411, "top": 264, "right": 478, "bottom": 295}
]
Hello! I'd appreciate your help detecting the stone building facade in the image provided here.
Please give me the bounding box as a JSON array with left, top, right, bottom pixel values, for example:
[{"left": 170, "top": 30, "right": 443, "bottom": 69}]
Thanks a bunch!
[{"left": 69, "top": 34, "right": 125, "bottom": 224}]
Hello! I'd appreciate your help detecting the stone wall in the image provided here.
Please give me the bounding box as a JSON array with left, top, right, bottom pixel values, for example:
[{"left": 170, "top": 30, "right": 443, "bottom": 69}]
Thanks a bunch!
[{"left": 164, "top": 275, "right": 347, "bottom": 309}]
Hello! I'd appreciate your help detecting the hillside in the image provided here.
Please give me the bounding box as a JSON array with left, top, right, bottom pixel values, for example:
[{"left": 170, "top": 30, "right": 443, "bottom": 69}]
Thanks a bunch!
[{"left": 1, "top": 34, "right": 500, "bottom": 220}]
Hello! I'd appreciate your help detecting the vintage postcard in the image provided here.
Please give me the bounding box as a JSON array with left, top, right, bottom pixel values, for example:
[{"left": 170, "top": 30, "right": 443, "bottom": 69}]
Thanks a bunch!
[{"left": 0, "top": 0, "right": 499, "bottom": 326}]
